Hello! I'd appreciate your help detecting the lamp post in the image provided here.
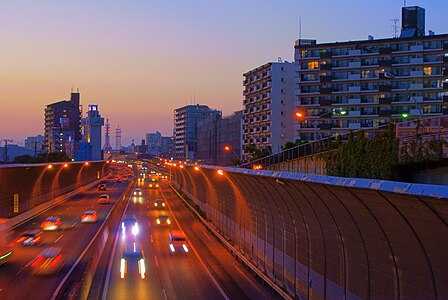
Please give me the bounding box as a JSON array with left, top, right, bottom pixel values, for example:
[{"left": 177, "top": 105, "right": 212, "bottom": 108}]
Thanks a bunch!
[
  {"left": 224, "top": 146, "right": 243, "bottom": 165},
  {"left": 295, "top": 111, "right": 343, "bottom": 141}
]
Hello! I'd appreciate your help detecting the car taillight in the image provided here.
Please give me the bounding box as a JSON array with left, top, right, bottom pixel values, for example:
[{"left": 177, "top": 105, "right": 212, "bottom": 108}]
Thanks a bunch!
[
  {"left": 82, "top": 215, "right": 86, "bottom": 219},
  {"left": 17, "top": 237, "right": 26, "bottom": 243},
  {"left": 50, "top": 254, "right": 62, "bottom": 267},
  {"left": 32, "top": 256, "right": 44, "bottom": 268}
]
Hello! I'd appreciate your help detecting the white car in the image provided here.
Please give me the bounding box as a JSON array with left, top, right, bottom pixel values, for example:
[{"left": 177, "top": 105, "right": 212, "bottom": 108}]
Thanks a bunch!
[
  {"left": 81, "top": 210, "right": 98, "bottom": 223},
  {"left": 133, "top": 188, "right": 142, "bottom": 196}
]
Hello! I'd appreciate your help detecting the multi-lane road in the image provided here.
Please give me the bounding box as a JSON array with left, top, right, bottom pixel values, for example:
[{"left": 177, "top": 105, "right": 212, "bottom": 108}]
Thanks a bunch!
[
  {"left": 0, "top": 175, "right": 129, "bottom": 300},
  {"left": 0, "top": 165, "right": 278, "bottom": 300},
  {"left": 99, "top": 175, "right": 276, "bottom": 300}
]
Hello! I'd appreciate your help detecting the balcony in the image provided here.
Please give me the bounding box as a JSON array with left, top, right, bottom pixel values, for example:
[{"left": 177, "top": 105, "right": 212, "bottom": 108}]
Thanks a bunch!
[
  {"left": 410, "top": 57, "right": 424, "bottom": 64},
  {"left": 348, "top": 74, "right": 361, "bottom": 80},
  {"left": 443, "top": 68, "right": 448, "bottom": 76},
  {"left": 319, "top": 87, "right": 333, "bottom": 94},
  {"left": 379, "top": 97, "right": 392, "bottom": 105},
  {"left": 444, "top": 44, "right": 448, "bottom": 50},
  {"left": 319, "top": 99, "right": 333, "bottom": 106},
  {"left": 444, "top": 82, "right": 448, "bottom": 90},
  {"left": 348, "top": 123, "right": 361, "bottom": 129},
  {"left": 379, "top": 110, "right": 391, "bottom": 116},
  {"left": 444, "top": 96, "right": 448, "bottom": 103},
  {"left": 410, "top": 45, "right": 424, "bottom": 52},
  {"left": 348, "top": 111, "right": 361, "bottom": 117},
  {"left": 318, "top": 123, "right": 333, "bottom": 130},
  {"left": 379, "top": 47, "right": 392, "bottom": 55},
  {"left": 410, "top": 70, "right": 424, "bottom": 77},
  {"left": 379, "top": 59, "right": 392, "bottom": 67},
  {"left": 320, "top": 75, "right": 332, "bottom": 83},
  {"left": 348, "top": 86, "right": 361, "bottom": 92},
  {"left": 409, "top": 83, "right": 424, "bottom": 90},
  {"left": 320, "top": 64, "right": 332, "bottom": 70},
  {"left": 444, "top": 55, "right": 448, "bottom": 64},
  {"left": 348, "top": 49, "right": 362, "bottom": 56},
  {"left": 348, "top": 61, "right": 361, "bottom": 68},
  {"left": 379, "top": 84, "right": 392, "bottom": 92},
  {"left": 320, "top": 52, "right": 332, "bottom": 59},
  {"left": 348, "top": 98, "right": 361, "bottom": 104}
]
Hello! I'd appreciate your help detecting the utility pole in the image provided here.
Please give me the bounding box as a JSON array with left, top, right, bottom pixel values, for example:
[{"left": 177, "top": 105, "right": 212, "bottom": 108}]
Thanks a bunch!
[{"left": 2, "top": 139, "right": 13, "bottom": 163}]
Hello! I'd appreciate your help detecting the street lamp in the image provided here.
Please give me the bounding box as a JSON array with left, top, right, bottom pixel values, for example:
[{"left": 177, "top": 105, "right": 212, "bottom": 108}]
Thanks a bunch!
[
  {"left": 223, "top": 146, "right": 243, "bottom": 165},
  {"left": 295, "top": 110, "right": 335, "bottom": 141}
]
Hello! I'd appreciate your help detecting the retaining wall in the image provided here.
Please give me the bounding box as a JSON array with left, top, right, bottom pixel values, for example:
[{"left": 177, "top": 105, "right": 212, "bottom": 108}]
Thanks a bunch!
[
  {"left": 0, "top": 161, "right": 109, "bottom": 218},
  {"left": 173, "top": 165, "right": 448, "bottom": 299}
]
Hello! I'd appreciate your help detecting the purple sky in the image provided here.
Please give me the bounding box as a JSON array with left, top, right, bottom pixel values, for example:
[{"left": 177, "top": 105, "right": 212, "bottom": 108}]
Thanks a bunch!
[{"left": 1, "top": 0, "right": 446, "bottom": 146}]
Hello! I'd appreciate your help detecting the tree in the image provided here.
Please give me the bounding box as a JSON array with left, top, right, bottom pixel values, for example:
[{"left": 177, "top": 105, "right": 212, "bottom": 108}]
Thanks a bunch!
[{"left": 13, "top": 155, "right": 34, "bottom": 164}]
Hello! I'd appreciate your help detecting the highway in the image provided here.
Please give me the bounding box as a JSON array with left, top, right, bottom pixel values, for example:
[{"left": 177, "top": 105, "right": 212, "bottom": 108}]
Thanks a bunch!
[
  {"left": 100, "top": 174, "right": 276, "bottom": 300},
  {"left": 0, "top": 174, "right": 130, "bottom": 300}
]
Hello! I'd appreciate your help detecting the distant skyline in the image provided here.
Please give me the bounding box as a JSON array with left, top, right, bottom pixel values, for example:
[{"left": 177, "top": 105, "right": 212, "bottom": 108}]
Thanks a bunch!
[{"left": 1, "top": 0, "right": 447, "bottom": 146}]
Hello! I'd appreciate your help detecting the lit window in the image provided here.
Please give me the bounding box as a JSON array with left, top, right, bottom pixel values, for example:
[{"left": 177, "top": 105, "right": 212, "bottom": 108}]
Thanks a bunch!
[
  {"left": 308, "top": 61, "right": 319, "bottom": 69},
  {"left": 423, "top": 67, "right": 432, "bottom": 76}
]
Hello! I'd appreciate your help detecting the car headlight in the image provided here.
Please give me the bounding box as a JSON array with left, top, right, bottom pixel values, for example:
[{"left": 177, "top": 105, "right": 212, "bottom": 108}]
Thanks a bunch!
[
  {"left": 162, "top": 203, "right": 165, "bottom": 207},
  {"left": 169, "top": 244, "right": 175, "bottom": 253},
  {"left": 132, "top": 224, "right": 139, "bottom": 235},
  {"left": 167, "top": 219, "right": 171, "bottom": 225},
  {"left": 139, "top": 259, "right": 146, "bottom": 279},
  {"left": 120, "top": 258, "right": 126, "bottom": 278},
  {"left": 156, "top": 219, "right": 160, "bottom": 224},
  {"left": 182, "top": 244, "right": 189, "bottom": 253}
]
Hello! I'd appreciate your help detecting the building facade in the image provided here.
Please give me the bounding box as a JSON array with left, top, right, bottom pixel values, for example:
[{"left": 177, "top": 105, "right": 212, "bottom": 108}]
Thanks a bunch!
[
  {"left": 294, "top": 6, "right": 448, "bottom": 141},
  {"left": 242, "top": 62, "right": 296, "bottom": 160},
  {"left": 196, "top": 110, "right": 243, "bottom": 166},
  {"left": 173, "top": 104, "right": 220, "bottom": 160},
  {"left": 146, "top": 131, "right": 162, "bottom": 156},
  {"left": 24, "top": 134, "right": 45, "bottom": 153},
  {"left": 44, "top": 90, "right": 82, "bottom": 153},
  {"left": 81, "top": 105, "right": 104, "bottom": 160},
  {"left": 160, "top": 136, "right": 174, "bottom": 158}
]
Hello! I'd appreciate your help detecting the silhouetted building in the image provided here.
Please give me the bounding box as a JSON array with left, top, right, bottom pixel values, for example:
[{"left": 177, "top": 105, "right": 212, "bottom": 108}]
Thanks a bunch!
[
  {"left": 25, "top": 135, "right": 45, "bottom": 154},
  {"left": 401, "top": 6, "right": 425, "bottom": 38},
  {"left": 81, "top": 105, "right": 104, "bottom": 160},
  {"left": 173, "top": 104, "right": 220, "bottom": 160},
  {"left": 146, "top": 131, "right": 162, "bottom": 156},
  {"left": 160, "top": 136, "right": 174, "bottom": 158},
  {"left": 44, "top": 90, "right": 82, "bottom": 153}
]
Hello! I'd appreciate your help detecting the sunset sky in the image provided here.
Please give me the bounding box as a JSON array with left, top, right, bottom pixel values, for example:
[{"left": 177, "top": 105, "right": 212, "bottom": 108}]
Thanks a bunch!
[{"left": 1, "top": 0, "right": 446, "bottom": 146}]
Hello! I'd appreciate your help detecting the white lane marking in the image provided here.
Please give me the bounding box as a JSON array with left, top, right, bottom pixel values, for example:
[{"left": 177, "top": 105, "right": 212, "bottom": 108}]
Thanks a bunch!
[
  {"left": 16, "top": 257, "right": 37, "bottom": 276},
  {"left": 54, "top": 234, "right": 64, "bottom": 243},
  {"left": 160, "top": 188, "right": 230, "bottom": 300},
  {"left": 150, "top": 234, "right": 153, "bottom": 243},
  {"left": 154, "top": 255, "right": 159, "bottom": 268},
  {"left": 71, "top": 221, "right": 79, "bottom": 228},
  {"left": 162, "top": 289, "right": 168, "bottom": 300}
]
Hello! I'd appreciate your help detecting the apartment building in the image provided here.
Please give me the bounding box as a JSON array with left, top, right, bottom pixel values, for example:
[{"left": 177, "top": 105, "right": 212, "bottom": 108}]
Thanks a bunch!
[
  {"left": 294, "top": 6, "right": 448, "bottom": 141},
  {"left": 242, "top": 61, "right": 296, "bottom": 159},
  {"left": 173, "top": 104, "right": 220, "bottom": 160}
]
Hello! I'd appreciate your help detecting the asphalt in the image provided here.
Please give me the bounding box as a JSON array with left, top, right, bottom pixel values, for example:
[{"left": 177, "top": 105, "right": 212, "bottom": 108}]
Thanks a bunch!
[
  {"left": 0, "top": 173, "right": 130, "bottom": 300},
  {"left": 102, "top": 176, "right": 277, "bottom": 300}
]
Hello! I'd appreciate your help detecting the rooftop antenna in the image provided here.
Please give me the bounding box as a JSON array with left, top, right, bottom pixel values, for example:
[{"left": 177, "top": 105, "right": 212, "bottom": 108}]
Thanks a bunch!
[{"left": 391, "top": 18, "right": 399, "bottom": 38}]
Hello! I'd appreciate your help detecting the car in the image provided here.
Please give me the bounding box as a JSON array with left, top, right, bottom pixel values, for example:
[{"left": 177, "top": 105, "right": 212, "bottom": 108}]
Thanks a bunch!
[
  {"left": 156, "top": 215, "right": 171, "bottom": 226},
  {"left": 154, "top": 199, "right": 165, "bottom": 208},
  {"left": 17, "top": 229, "right": 43, "bottom": 246},
  {"left": 81, "top": 210, "right": 98, "bottom": 223},
  {"left": 0, "top": 248, "right": 12, "bottom": 266},
  {"left": 120, "top": 242, "right": 146, "bottom": 279},
  {"left": 98, "top": 183, "right": 107, "bottom": 191},
  {"left": 149, "top": 178, "right": 159, "bottom": 188},
  {"left": 41, "top": 216, "right": 61, "bottom": 231},
  {"left": 133, "top": 188, "right": 142, "bottom": 196},
  {"left": 32, "top": 247, "right": 64, "bottom": 275},
  {"left": 122, "top": 215, "right": 139, "bottom": 239},
  {"left": 168, "top": 230, "right": 189, "bottom": 253},
  {"left": 98, "top": 194, "right": 110, "bottom": 204}
]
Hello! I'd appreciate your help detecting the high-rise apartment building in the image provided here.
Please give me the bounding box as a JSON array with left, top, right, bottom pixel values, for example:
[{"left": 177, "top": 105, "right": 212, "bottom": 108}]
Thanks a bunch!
[
  {"left": 242, "top": 62, "right": 296, "bottom": 160},
  {"left": 44, "top": 90, "right": 82, "bottom": 153},
  {"left": 294, "top": 6, "right": 448, "bottom": 141},
  {"left": 160, "top": 136, "right": 174, "bottom": 158},
  {"left": 173, "top": 104, "right": 220, "bottom": 160}
]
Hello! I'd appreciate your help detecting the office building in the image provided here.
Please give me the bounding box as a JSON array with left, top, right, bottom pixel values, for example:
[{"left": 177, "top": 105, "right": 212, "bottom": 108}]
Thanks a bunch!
[
  {"left": 24, "top": 135, "right": 45, "bottom": 153},
  {"left": 44, "top": 90, "right": 82, "bottom": 153},
  {"left": 160, "top": 136, "right": 174, "bottom": 158},
  {"left": 173, "top": 104, "right": 220, "bottom": 160},
  {"left": 81, "top": 105, "right": 104, "bottom": 160},
  {"left": 294, "top": 6, "right": 448, "bottom": 141},
  {"left": 242, "top": 61, "right": 296, "bottom": 160},
  {"left": 196, "top": 110, "right": 243, "bottom": 166},
  {"left": 146, "top": 131, "right": 162, "bottom": 156}
]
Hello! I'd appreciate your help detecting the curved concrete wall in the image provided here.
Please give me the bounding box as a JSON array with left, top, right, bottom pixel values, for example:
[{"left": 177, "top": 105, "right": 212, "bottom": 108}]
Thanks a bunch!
[
  {"left": 173, "top": 166, "right": 448, "bottom": 299},
  {"left": 0, "top": 161, "right": 109, "bottom": 218}
]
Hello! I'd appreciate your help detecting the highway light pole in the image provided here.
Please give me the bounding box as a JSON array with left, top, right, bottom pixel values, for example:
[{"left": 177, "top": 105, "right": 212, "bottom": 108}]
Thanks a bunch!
[{"left": 224, "top": 146, "right": 243, "bottom": 165}]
